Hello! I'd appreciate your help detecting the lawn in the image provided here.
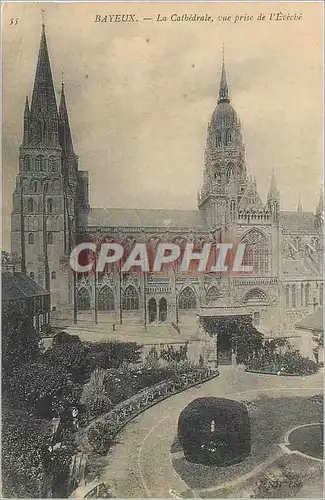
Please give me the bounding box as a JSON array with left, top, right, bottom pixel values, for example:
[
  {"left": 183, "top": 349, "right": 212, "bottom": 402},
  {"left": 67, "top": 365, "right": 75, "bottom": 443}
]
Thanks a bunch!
[{"left": 171, "top": 394, "right": 323, "bottom": 491}]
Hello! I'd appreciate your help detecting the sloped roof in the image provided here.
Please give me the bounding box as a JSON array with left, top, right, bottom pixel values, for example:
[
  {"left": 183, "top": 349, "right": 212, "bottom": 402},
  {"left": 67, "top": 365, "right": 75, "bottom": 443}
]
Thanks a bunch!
[
  {"left": 1, "top": 272, "right": 49, "bottom": 301},
  {"left": 280, "top": 211, "right": 316, "bottom": 232},
  {"left": 87, "top": 207, "right": 206, "bottom": 229},
  {"left": 295, "top": 307, "right": 323, "bottom": 333},
  {"left": 283, "top": 258, "right": 321, "bottom": 278}
]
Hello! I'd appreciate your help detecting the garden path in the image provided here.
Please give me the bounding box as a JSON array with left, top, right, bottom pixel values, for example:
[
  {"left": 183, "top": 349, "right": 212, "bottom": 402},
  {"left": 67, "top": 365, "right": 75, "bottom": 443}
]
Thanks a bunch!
[{"left": 78, "top": 365, "right": 323, "bottom": 498}]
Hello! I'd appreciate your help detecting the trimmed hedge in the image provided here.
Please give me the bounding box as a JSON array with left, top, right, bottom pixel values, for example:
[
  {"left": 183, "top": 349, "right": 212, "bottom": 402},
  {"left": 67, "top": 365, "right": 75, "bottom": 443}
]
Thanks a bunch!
[{"left": 178, "top": 397, "right": 251, "bottom": 466}]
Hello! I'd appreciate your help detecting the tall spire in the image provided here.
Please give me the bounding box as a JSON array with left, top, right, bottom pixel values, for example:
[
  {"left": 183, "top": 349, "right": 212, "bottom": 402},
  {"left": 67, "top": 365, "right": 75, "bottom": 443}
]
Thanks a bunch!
[
  {"left": 218, "top": 45, "right": 230, "bottom": 104},
  {"left": 30, "top": 24, "right": 58, "bottom": 121},
  {"left": 59, "top": 81, "right": 74, "bottom": 155},
  {"left": 316, "top": 186, "right": 323, "bottom": 215},
  {"left": 268, "top": 169, "right": 279, "bottom": 200},
  {"left": 24, "top": 96, "right": 30, "bottom": 118},
  {"left": 297, "top": 194, "right": 303, "bottom": 212}
]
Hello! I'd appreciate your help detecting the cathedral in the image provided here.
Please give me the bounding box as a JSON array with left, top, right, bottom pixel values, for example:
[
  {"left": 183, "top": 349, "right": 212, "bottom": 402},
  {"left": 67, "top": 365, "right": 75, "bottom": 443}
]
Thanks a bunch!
[{"left": 11, "top": 26, "right": 323, "bottom": 358}]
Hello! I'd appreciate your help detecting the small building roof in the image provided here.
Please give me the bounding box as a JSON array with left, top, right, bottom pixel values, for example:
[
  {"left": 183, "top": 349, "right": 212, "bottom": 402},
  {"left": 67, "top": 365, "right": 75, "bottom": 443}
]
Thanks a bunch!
[
  {"left": 295, "top": 307, "right": 323, "bottom": 333},
  {"left": 1, "top": 272, "right": 49, "bottom": 301}
]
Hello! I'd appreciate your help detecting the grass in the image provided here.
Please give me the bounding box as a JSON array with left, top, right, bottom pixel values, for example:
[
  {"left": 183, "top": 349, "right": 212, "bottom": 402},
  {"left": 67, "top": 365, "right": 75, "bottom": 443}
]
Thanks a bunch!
[{"left": 171, "top": 394, "right": 323, "bottom": 491}]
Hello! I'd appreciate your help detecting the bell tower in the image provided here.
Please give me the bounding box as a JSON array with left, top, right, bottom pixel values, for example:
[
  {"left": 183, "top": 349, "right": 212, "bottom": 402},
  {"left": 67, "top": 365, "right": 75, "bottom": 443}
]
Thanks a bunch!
[
  {"left": 198, "top": 54, "right": 247, "bottom": 229},
  {"left": 11, "top": 24, "right": 78, "bottom": 312}
]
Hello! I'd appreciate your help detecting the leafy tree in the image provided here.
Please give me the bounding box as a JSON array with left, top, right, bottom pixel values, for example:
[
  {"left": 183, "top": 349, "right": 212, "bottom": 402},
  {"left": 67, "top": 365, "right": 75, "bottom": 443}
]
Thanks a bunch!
[
  {"left": 80, "top": 368, "right": 112, "bottom": 417},
  {"left": 2, "top": 306, "right": 40, "bottom": 375},
  {"left": 86, "top": 340, "right": 143, "bottom": 370},
  {"left": 44, "top": 334, "right": 90, "bottom": 383},
  {"left": 8, "top": 362, "right": 77, "bottom": 418},
  {"left": 1, "top": 399, "right": 49, "bottom": 498}
]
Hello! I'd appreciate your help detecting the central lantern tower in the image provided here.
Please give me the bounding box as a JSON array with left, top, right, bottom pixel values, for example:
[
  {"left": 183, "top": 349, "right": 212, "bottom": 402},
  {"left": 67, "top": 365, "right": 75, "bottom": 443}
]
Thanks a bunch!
[{"left": 198, "top": 56, "right": 248, "bottom": 228}]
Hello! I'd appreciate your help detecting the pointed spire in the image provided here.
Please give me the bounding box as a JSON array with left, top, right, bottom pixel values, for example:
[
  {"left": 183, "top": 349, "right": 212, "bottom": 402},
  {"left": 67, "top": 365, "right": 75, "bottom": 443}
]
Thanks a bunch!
[
  {"left": 30, "top": 24, "right": 58, "bottom": 120},
  {"left": 24, "top": 96, "right": 30, "bottom": 118},
  {"left": 297, "top": 194, "right": 303, "bottom": 212},
  {"left": 316, "top": 186, "right": 323, "bottom": 215},
  {"left": 59, "top": 81, "right": 74, "bottom": 155},
  {"left": 218, "top": 45, "right": 230, "bottom": 104},
  {"left": 268, "top": 169, "right": 279, "bottom": 200}
]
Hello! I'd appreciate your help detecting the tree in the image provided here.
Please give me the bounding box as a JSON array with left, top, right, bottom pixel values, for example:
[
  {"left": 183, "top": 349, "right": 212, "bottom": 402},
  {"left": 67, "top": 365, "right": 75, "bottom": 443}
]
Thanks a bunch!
[
  {"left": 8, "top": 362, "right": 77, "bottom": 418},
  {"left": 80, "top": 368, "right": 112, "bottom": 418},
  {"left": 86, "top": 340, "right": 143, "bottom": 370},
  {"left": 2, "top": 398, "right": 49, "bottom": 498},
  {"left": 2, "top": 306, "right": 40, "bottom": 375},
  {"left": 44, "top": 334, "right": 90, "bottom": 383}
]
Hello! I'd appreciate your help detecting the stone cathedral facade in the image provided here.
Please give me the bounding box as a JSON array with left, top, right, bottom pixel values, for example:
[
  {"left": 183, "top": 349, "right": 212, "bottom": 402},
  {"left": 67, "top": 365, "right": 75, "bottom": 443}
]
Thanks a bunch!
[{"left": 11, "top": 26, "right": 323, "bottom": 344}]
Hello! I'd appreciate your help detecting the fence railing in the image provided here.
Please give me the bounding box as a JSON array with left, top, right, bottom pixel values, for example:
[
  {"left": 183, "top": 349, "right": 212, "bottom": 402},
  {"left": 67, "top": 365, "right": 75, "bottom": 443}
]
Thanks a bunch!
[{"left": 72, "top": 367, "right": 218, "bottom": 497}]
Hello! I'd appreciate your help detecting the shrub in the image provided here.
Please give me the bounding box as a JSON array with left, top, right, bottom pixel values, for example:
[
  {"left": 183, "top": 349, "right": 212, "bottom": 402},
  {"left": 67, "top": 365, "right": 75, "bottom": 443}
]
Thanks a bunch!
[
  {"left": 178, "top": 397, "right": 251, "bottom": 465},
  {"left": 248, "top": 349, "right": 319, "bottom": 375},
  {"left": 252, "top": 466, "right": 303, "bottom": 498},
  {"left": 87, "top": 420, "right": 118, "bottom": 455},
  {"left": 80, "top": 368, "right": 112, "bottom": 418}
]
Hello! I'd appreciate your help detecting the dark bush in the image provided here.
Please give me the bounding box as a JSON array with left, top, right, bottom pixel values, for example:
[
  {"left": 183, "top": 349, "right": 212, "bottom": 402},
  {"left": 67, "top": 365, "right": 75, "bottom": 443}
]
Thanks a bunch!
[
  {"left": 248, "top": 349, "right": 319, "bottom": 375},
  {"left": 178, "top": 397, "right": 251, "bottom": 465},
  {"left": 87, "top": 420, "right": 118, "bottom": 455}
]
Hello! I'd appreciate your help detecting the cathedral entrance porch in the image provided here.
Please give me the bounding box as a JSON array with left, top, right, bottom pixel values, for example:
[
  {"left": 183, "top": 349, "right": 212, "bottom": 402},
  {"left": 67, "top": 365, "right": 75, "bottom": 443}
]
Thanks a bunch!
[{"left": 199, "top": 309, "right": 260, "bottom": 366}]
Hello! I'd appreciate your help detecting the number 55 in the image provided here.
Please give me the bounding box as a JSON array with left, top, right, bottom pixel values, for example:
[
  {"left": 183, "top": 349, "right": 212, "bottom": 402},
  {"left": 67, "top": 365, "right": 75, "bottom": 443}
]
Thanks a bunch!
[{"left": 10, "top": 18, "right": 19, "bottom": 26}]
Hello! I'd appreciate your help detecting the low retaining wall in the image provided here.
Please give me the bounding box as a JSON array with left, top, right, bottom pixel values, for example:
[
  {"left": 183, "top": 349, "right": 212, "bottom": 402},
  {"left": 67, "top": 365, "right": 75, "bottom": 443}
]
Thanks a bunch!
[
  {"left": 72, "top": 368, "right": 219, "bottom": 496},
  {"left": 245, "top": 368, "right": 319, "bottom": 377}
]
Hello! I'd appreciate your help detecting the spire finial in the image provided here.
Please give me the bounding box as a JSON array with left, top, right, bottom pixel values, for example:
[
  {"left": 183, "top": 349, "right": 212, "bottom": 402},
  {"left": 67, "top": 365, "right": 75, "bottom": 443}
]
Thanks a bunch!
[
  {"left": 268, "top": 168, "right": 279, "bottom": 201},
  {"left": 61, "top": 71, "right": 65, "bottom": 89},
  {"left": 297, "top": 194, "right": 303, "bottom": 212},
  {"left": 41, "top": 8, "right": 46, "bottom": 28},
  {"left": 218, "top": 46, "right": 230, "bottom": 104}
]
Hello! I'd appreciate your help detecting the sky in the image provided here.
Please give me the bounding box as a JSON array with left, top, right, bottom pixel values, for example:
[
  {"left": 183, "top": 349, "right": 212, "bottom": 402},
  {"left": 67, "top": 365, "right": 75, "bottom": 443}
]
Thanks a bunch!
[{"left": 2, "top": 1, "right": 323, "bottom": 250}]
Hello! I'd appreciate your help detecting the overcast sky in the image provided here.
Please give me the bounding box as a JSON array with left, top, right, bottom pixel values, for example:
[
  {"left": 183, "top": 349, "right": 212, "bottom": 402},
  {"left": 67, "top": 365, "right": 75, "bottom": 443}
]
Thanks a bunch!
[{"left": 2, "top": 1, "right": 323, "bottom": 250}]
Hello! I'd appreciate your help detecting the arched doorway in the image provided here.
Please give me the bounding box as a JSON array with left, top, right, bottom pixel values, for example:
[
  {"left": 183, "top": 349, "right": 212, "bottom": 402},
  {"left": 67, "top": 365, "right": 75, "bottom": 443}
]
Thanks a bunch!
[
  {"left": 148, "top": 298, "right": 157, "bottom": 324},
  {"left": 159, "top": 297, "right": 167, "bottom": 322}
]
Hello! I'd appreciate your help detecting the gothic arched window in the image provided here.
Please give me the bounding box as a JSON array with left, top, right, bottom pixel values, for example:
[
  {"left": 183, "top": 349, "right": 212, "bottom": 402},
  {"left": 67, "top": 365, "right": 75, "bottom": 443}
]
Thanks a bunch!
[
  {"left": 243, "top": 288, "right": 268, "bottom": 304},
  {"left": 46, "top": 198, "right": 53, "bottom": 214},
  {"left": 301, "top": 283, "right": 304, "bottom": 308},
  {"left": 47, "top": 232, "right": 53, "bottom": 245},
  {"left": 43, "top": 182, "right": 48, "bottom": 193},
  {"left": 27, "top": 198, "right": 34, "bottom": 213},
  {"left": 32, "top": 180, "right": 38, "bottom": 193},
  {"left": 49, "top": 156, "right": 57, "bottom": 172},
  {"left": 28, "top": 233, "right": 34, "bottom": 245},
  {"left": 285, "top": 285, "right": 290, "bottom": 308},
  {"left": 51, "top": 271, "right": 56, "bottom": 280},
  {"left": 98, "top": 286, "right": 115, "bottom": 311},
  {"left": 35, "top": 155, "right": 44, "bottom": 172},
  {"left": 24, "top": 156, "right": 31, "bottom": 171},
  {"left": 122, "top": 286, "right": 139, "bottom": 311},
  {"left": 291, "top": 285, "right": 297, "bottom": 309},
  {"left": 77, "top": 288, "right": 91, "bottom": 311},
  {"left": 216, "top": 130, "right": 222, "bottom": 147},
  {"left": 206, "top": 286, "right": 221, "bottom": 305},
  {"left": 179, "top": 287, "right": 196, "bottom": 310},
  {"left": 29, "top": 272, "right": 35, "bottom": 280},
  {"left": 241, "top": 230, "right": 269, "bottom": 274},
  {"left": 225, "top": 129, "right": 232, "bottom": 146}
]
